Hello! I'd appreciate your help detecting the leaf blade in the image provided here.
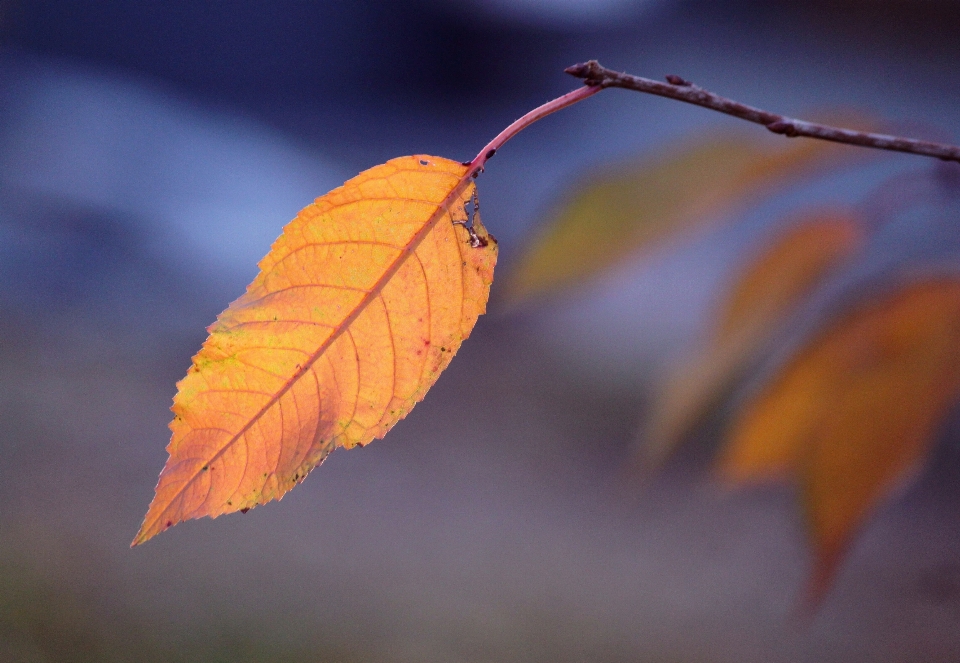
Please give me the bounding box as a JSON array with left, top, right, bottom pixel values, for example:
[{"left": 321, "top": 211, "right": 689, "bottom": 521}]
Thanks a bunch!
[
  {"left": 134, "top": 155, "right": 497, "bottom": 545},
  {"left": 506, "top": 124, "right": 870, "bottom": 305},
  {"left": 800, "top": 281, "right": 960, "bottom": 599},
  {"left": 507, "top": 135, "right": 838, "bottom": 303},
  {"left": 721, "top": 279, "right": 960, "bottom": 600},
  {"left": 639, "top": 211, "right": 866, "bottom": 473}
]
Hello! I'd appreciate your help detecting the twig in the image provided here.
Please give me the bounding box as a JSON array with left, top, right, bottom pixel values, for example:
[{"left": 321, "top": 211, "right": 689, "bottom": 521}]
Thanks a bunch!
[{"left": 565, "top": 60, "right": 960, "bottom": 164}]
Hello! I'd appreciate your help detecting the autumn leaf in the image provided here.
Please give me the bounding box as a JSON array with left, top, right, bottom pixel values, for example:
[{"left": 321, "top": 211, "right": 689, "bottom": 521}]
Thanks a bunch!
[
  {"left": 719, "top": 278, "right": 960, "bottom": 600},
  {"left": 506, "top": 125, "right": 868, "bottom": 304},
  {"left": 713, "top": 212, "right": 866, "bottom": 347},
  {"left": 133, "top": 155, "right": 498, "bottom": 545},
  {"left": 637, "top": 211, "right": 866, "bottom": 471}
]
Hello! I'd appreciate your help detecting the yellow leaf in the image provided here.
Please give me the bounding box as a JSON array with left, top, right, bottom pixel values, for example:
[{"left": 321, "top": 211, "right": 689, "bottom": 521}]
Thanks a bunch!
[
  {"left": 720, "top": 279, "right": 960, "bottom": 597},
  {"left": 506, "top": 129, "right": 862, "bottom": 305},
  {"left": 639, "top": 212, "right": 865, "bottom": 471},
  {"left": 133, "top": 156, "right": 498, "bottom": 545}
]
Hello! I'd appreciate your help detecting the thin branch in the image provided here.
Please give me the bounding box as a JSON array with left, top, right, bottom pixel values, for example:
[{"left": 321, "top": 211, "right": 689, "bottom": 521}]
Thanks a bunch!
[{"left": 565, "top": 60, "right": 960, "bottom": 164}]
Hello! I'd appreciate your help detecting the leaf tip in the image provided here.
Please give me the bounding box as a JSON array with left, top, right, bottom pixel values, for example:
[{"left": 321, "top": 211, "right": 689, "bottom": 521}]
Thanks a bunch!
[
  {"left": 130, "top": 524, "right": 154, "bottom": 548},
  {"left": 796, "top": 549, "right": 844, "bottom": 617},
  {"left": 131, "top": 496, "right": 184, "bottom": 547}
]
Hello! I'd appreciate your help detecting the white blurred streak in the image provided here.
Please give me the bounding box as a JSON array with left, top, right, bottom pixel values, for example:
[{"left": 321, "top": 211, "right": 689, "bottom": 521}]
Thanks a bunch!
[{"left": 463, "top": 0, "right": 664, "bottom": 27}]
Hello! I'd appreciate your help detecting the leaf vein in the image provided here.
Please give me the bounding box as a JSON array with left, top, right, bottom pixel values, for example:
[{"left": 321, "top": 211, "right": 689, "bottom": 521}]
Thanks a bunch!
[{"left": 379, "top": 291, "right": 399, "bottom": 420}]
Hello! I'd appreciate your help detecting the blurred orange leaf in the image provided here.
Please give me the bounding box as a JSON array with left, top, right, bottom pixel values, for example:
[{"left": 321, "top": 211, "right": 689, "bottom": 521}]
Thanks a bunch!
[
  {"left": 714, "top": 212, "right": 866, "bottom": 347},
  {"left": 133, "top": 156, "right": 498, "bottom": 545},
  {"left": 638, "top": 211, "right": 866, "bottom": 471},
  {"left": 720, "top": 279, "right": 960, "bottom": 599},
  {"left": 506, "top": 126, "right": 865, "bottom": 305}
]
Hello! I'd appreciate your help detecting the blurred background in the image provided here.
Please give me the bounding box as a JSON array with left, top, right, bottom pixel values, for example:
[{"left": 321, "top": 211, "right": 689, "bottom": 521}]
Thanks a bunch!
[{"left": 3, "top": 1, "right": 960, "bottom": 661}]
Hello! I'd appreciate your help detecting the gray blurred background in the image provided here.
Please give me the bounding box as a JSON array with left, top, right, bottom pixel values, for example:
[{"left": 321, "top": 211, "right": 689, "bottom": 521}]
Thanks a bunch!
[{"left": 2, "top": 1, "right": 960, "bottom": 661}]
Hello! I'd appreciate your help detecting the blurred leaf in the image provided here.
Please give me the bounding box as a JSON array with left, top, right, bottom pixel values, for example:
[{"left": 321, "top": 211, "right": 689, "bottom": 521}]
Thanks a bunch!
[
  {"left": 720, "top": 279, "right": 960, "bottom": 600},
  {"left": 506, "top": 125, "right": 866, "bottom": 304},
  {"left": 714, "top": 212, "right": 866, "bottom": 346},
  {"left": 134, "top": 156, "right": 498, "bottom": 545},
  {"left": 638, "top": 211, "right": 866, "bottom": 471}
]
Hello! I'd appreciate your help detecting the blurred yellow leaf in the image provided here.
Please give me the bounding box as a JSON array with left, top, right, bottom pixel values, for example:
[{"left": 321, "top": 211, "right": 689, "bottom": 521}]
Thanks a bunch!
[
  {"left": 638, "top": 211, "right": 865, "bottom": 471},
  {"left": 506, "top": 127, "right": 863, "bottom": 304},
  {"left": 720, "top": 279, "right": 960, "bottom": 599}
]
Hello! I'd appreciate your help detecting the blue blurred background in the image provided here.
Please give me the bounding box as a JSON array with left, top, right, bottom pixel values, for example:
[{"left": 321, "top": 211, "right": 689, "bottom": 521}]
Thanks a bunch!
[{"left": 2, "top": 1, "right": 960, "bottom": 661}]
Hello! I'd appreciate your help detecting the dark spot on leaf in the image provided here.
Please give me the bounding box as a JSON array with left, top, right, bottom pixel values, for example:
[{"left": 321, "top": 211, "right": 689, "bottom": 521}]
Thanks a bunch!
[
  {"left": 440, "top": 347, "right": 446, "bottom": 352},
  {"left": 240, "top": 508, "right": 250, "bottom": 514},
  {"left": 202, "top": 465, "right": 208, "bottom": 471},
  {"left": 485, "top": 148, "right": 496, "bottom": 159},
  {"left": 419, "top": 159, "right": 429, "bottom": 166},
  {"left": 165, "top": 521, "right": 172, "bottom": 528}
]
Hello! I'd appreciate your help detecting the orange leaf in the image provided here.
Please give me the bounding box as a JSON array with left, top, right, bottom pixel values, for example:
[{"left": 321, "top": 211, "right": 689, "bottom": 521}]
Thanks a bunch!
[
  {"left": 639, "top": 211, "right": 865, "bottom": 472},
  {"left": 720, "top": 279, "right": 960, "bottom": 599},
  {"left": 133, "top": 156, "right": 498, "bottom": 545},
  {"left": 714, "top": 212, "right": 865, "bottom": 347}
]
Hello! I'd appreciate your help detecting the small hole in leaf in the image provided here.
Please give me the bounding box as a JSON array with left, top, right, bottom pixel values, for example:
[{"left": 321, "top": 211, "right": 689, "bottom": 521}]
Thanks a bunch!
[{"left": 419, "top": 159, "right": 429, "bottom": 166}]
